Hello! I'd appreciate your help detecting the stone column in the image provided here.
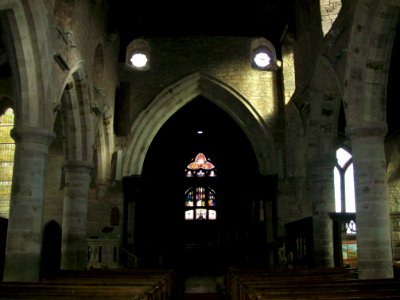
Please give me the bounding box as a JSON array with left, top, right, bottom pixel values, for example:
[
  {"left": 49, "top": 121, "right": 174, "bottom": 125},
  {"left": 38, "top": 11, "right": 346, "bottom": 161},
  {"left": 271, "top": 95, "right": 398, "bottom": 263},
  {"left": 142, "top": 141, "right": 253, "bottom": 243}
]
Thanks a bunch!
[
  {"left": 308, "top": 158, "right": 336, "bottom": 267},
  {"left": 346, "top": 123, "right": 393, "bottom": 279},
  {"left": 3, "top": 127, "right": 55, "bottom": 282},
  {"left": 61, "top": 160, "right": 93, "bottom": 270}
]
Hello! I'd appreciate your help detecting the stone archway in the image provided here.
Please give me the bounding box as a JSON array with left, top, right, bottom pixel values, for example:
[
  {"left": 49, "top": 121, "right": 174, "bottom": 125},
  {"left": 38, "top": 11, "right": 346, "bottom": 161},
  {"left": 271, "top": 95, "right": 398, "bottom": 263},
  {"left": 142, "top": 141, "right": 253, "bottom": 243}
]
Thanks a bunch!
[
  {"left": 0, "top": 0, "right": 57, "bottom": 282},
  {"left": 121, "top": 72, "right": 279, "bottom": 271},
  {"left": 123, "top": 72, "right": 278, "bottom": 177}
]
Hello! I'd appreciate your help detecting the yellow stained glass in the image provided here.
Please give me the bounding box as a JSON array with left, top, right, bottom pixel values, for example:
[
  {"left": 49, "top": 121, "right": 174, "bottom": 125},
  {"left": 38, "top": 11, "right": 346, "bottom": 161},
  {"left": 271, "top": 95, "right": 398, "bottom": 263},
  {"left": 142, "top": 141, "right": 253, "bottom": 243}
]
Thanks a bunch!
[{"left": 0, "top": 108, "right": 14, "bottom": 219}]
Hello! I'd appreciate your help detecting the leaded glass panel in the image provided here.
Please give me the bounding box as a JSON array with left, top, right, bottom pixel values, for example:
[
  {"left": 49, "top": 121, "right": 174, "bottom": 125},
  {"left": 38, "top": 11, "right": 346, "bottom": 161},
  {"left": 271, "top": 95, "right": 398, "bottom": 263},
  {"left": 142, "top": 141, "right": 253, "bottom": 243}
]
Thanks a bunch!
[
  {"left": 195, "top": 208, "right": 207, "bottom": 220},
  {"left": 208, "top": 210, "right": 216, "bottom": 220},
  {"left": 184, "top": 153, "right": 218, "bottom": 221},
  {"left": 185, "top": 210, "right": 194, "bottom": 220},
  {"left": 0, "top": 108, "right": 14, "bottom": 219}
]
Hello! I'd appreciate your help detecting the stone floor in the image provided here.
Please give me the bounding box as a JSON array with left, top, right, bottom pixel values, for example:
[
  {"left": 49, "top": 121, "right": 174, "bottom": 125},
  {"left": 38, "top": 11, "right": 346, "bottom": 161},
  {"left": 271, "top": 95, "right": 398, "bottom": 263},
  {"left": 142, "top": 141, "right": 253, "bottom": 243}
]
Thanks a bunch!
[
  {"left": 184, "top": 273, "right": 217, "bottom": 293},
  {"left": 176, "top": 271, "right": 226, "bottom": 300}
]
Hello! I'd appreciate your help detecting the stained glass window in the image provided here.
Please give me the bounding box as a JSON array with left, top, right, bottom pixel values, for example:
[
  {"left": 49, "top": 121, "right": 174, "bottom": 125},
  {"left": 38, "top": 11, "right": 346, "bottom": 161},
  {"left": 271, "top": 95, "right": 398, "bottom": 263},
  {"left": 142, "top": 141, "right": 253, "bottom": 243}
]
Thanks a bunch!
[
  {"left": 0, "top": 108, "right": 14, "bottom": 219},
  {"left": 184, "top": 153, "right": 217, "bottom": 220},
  {"left": 184, "top": 186, "right": 216, "bottom": 220},
  {"left": 185, "top": 153, "right": 216, "bottom": 177}
]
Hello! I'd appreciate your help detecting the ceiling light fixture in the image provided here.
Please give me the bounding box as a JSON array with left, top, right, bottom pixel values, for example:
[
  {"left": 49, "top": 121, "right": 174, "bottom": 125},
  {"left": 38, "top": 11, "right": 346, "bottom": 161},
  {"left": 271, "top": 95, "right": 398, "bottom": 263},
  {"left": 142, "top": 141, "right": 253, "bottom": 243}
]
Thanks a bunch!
[
  {"left": 250, "top": 38, "right": 278, "bottom": 71},
  {"left": 253, "top": 49, "right": 271, "bottom": 68},
  {"left": 130, "top": 53, "right": 148, "bottom": 68},
  {"left": 126, "top": 38, "right": 151, "bottom": 71}
]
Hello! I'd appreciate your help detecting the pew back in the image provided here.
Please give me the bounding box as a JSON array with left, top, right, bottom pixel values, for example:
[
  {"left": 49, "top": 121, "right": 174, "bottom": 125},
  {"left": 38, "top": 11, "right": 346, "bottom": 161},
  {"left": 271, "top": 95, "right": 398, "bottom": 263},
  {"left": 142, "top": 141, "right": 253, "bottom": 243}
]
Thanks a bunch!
[
  {"left": 226, "top": 267, "right": 400, "bottom": 300},
  {"left": 0, "top": 268, "right": 176, "bottom": 300}
]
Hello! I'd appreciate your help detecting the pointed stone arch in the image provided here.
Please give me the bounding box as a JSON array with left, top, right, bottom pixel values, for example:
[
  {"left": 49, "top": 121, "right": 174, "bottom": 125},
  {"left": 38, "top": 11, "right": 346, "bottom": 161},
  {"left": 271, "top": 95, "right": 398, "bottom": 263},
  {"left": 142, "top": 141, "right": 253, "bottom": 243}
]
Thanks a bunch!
[
  {"left": 91, "top": 43, "right": 113, "bottom": 182},
  {"left": 308, "top": 54, "right": 343, "bottom": 161},
  {"left": 0, "top": 0, "right": 55, "bottom": 129},
  {"left": 285, "top": 100, "right": 307, "bottom": 178},
  {"left": 59, "top": 65, "right": 95, "bottom": 162},
  {"left": 305, "top": 54, "right": 343, "bottom": 267},
  {"left": 123, "top": 72, "right": 277, "bottom": 177},
  {"left": 95, "top": 105, "right": 113, "bottom": 181},
  {"left": 344, "top": 0, "right": 400, "bottom": 128}
]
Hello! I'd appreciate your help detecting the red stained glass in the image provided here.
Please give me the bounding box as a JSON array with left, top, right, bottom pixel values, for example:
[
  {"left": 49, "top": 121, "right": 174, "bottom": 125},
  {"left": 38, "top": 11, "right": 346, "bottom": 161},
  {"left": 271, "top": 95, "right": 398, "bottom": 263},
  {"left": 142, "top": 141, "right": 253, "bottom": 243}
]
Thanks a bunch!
[{"left": 187, "top": 153, "right": 215, "bottom": 171}]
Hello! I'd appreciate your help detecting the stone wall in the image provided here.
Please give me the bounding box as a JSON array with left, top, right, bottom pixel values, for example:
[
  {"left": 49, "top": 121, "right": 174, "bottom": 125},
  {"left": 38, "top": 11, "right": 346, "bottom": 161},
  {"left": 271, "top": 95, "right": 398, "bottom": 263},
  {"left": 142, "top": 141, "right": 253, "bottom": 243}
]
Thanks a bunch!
[{"left": 117, "top": 36, "right": 281, "bottom": 136}]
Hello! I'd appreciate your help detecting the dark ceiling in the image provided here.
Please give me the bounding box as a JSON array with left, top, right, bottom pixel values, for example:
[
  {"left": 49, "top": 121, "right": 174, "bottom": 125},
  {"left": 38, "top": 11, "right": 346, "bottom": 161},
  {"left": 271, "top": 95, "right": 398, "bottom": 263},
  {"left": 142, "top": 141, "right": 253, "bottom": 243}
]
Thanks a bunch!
[{"left": 107, "top": 0, "right": 296, "bottom": 61}]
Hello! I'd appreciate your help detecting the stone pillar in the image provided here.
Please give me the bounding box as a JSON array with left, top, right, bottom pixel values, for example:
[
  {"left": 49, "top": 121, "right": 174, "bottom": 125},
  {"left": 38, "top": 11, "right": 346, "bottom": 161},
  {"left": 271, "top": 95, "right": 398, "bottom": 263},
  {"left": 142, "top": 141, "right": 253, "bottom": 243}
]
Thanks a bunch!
[
  {"left": 61, "top": 160, "right": 93, "bottom": 270},
  {"left": 3, "top": 127, "right": 55, "bottom": 282},
  {"left": 308, "top": 158, "right": 336, "bottom": 267},
  {"left": 347, "top": 123, "right": 393, "bottom": 279}
]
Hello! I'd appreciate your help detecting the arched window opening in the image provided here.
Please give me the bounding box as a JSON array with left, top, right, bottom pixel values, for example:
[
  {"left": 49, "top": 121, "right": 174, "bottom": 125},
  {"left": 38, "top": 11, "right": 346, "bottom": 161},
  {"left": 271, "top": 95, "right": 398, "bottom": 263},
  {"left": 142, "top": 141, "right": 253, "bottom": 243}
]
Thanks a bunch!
[
  {"left": 333, "top": 147, "right": 357, "bottom": 268},
  {"left": 334, "top": 147, "right": 355, "bottom": 213},
  {"left": 0, "top": 108, "right": 14, "bottom": 219},
  {"left": 184, "top": 153, "right": 217, "bottom": 221}
]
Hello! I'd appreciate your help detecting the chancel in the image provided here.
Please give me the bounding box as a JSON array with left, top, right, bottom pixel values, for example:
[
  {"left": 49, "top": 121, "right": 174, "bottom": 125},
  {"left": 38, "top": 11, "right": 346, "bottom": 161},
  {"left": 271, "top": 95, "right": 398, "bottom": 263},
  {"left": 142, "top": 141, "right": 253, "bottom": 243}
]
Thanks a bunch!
[{"left": 1, "top": 0, "right": 400, "bottom": 299}]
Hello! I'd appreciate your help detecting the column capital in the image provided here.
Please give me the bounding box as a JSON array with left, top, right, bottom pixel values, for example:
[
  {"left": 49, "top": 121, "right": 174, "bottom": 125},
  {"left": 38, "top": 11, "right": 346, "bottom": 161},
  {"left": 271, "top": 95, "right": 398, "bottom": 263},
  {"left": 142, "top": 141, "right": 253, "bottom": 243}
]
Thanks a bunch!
[
  {"left": 345, "top": 122, "right": 387, "bottom": 139},
  {"left": 10, "top": 127, "right": 56, "bottom": 146},
  {"left": 62, "top": 160, "right": 94, "bottom": 173}
]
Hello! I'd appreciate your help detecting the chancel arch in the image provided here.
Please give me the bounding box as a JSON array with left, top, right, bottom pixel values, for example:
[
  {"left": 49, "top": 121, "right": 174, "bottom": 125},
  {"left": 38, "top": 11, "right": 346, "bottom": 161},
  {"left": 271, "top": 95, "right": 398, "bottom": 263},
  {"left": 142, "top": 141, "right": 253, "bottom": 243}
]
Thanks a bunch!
[
  {"left": 123, "top": 72, "right": 278, "bottom": 177},
  {"left": 128, "top": 93, "right": 273, "bottom": 270}
]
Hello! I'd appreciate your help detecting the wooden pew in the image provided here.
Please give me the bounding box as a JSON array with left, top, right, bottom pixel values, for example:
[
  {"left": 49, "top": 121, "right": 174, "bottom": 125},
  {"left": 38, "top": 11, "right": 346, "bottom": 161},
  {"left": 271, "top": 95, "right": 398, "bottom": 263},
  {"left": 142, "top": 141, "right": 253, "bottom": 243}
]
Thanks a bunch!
[
  {"left": 0, "top": 282, "right": 153, "bottom": 300},
  {"left": 226, "top": 267, "right": 353, "bottom": 300},
  {"left": 243, "top": 279, "right": 400, "bottom": 300},
  {"left": 42, "top": 268, "right": 176, "bottom": 297},
  {"left": 226, "top": 267, "right": 400, "bottom": 300},
  {"left": 0, "top": 268, "right": 176, "bottom": 300}
]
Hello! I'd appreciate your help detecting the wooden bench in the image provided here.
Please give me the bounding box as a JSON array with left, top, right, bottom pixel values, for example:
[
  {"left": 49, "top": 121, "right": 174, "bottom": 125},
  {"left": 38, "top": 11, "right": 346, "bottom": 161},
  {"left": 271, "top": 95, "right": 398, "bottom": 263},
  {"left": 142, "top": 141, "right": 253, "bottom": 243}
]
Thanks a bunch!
[
  {"left": 243, "top": 279, "right": 400, "bottom": 300},
  {"left": 0, "top": 268, "right": 176, "bottom": 300},
  {"left": 226, "top": 267, "right": 400, "bottom": 300},
  {"left": 0, "top": 282, "right": 154, "bottom": 299}
]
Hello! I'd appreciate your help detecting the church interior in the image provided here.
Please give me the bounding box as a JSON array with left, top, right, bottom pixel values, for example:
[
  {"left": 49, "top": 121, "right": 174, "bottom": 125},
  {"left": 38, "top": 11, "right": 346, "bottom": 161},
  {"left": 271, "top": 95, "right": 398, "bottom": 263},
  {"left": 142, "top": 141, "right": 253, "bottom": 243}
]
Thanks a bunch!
[{"left": 1, "top": 0, "right": 400, "bottom": 299}]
